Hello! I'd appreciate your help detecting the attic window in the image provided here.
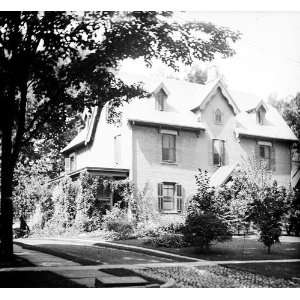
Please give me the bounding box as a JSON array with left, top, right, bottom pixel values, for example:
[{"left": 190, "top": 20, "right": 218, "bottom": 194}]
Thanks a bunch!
[
  {"left": 257, "top": 106, "right": 266, "bottom": 125},
  {"left": 215, "top": 109, "right": 223, "bottom": 124},
  {"left": 155, "top": 89, "right": 167, "bottom": 111}
]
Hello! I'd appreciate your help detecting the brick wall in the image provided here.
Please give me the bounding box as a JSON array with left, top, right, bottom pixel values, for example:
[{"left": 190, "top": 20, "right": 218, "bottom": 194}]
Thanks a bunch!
[{"left": 131, "top": 88, "right": 293, "bottom": 222}]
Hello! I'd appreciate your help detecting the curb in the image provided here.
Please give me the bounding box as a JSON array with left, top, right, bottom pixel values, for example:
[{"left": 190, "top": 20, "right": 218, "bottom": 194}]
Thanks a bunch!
[
  {"left": 90, "top": 240, "right": 200, "bottom": 262},
  {"left": 18, "top": 237, "right": 200, "bottom": 263}
]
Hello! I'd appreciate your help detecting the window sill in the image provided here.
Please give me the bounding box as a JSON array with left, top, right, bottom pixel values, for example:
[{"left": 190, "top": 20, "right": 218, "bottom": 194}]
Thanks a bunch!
[
  {"left": 160, "top": 161, "right": 178, "bottom": 165},
  {"left": 160, "top": 211, "right": 181, "bottom": 215}
]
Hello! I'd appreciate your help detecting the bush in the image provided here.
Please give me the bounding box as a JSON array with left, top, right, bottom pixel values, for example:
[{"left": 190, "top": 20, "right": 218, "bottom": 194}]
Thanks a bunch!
[
  {"left": 101, "top": 204, "right": 134, "bottom": 240},
  {"left": 183, "top": 212, "right": 232, "bottom": 250},
  {"left": 284, "top": 187, "right": 300, "bottom": 236},
  {"left": 146, "top": 233, "right": 186, "bottom": 248},
  {"left": 247, "top": 182, "right": 289, "bottom": 253}
]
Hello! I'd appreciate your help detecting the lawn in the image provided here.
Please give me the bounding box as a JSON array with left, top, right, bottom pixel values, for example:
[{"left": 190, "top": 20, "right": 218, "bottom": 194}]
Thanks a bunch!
[
  {"left": 115, "top": 235, "right": 300, "bottom": 261},
  {"left": 114, "top": 235, "right": 300, "bottom": 280}
]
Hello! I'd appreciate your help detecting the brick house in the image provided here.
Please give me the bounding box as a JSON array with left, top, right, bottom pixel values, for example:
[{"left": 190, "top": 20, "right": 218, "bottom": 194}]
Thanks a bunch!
[{"left": 61, "top": 77, "right": 298, "bottom": 218}]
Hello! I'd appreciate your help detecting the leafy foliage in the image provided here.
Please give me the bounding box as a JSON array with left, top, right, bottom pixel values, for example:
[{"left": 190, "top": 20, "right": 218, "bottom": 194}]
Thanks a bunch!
[
  {"left": 184, "top": 169, "right": 232, "bottom": 249},
  {"left": 183, "top": 212, "right": 232, "bottom": 250},
  {"left": 146, "top": 233, "right": 186, "bottom": 248},
  {"left": 284, "top": 188, "right": 300, "bottom": 236},
  {"left": 101, "top": 203, "right": 134, "bottom": 240},
  {"left": 185, "top": 64, "right": 207, "bottom": 84},
  {"left": 0, "top": 11, "right": 240, "bottom": 255},
  {"left": 247, "top": 182, "right": 290, "bottom": 253}
]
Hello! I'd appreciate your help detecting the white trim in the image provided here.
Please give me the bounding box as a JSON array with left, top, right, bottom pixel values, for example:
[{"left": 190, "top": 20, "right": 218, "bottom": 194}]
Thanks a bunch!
[
  {"left": 258, "top": 141, "right": 272, "bottom": 146},
  {"left": 153, "top": 82, "right": 170, "bottom": 96},
  {"left": 159, "top": 129, "right": 178, "bottom": 135}
]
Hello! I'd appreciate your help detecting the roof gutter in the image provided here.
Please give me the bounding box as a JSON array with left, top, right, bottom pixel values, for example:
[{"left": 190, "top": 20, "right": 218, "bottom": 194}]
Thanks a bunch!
[
  {"left": 237, "top": 132, "right": 298, "bottom": 143},
  {"left": 128, "top": 119, "right": 205, "bottom": 133}
]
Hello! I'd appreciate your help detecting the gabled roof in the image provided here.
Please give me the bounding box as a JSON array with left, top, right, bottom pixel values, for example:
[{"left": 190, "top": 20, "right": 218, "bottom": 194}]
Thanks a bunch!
[
  {"left": 128, "top": 110, "right": 205, "bottom": 132},
  {"left": 235, "top": 104, "right": 298, "bottom": 142},
  {"left": 62, "top": 73, "right": 298, "bottom": 155},
  {"left": 61, "top": 107, "right": 100, "bottom": 154},
  {"left": 191, "top": 79, "right": 240, "bottom": 115},
  {"left": 210, "top": 164, "right": 237, "bottom": 187}
]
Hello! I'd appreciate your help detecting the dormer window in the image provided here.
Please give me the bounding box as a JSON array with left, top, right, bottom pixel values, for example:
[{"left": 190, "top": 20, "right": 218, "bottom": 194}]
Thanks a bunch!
[
  {"left": 155, "top": 89, "right": 167, "bottom": 111},
  {"left": 215, "top": 109, "right": 223, "bottom": 124},
  {"left": 256, "top": 106, "right": 266, "bottom": 125}
]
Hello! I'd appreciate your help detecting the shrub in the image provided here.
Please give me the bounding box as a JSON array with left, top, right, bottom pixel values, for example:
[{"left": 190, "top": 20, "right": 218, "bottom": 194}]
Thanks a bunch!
[
  {"left": 146, "top": 233, "right": 186, "bottom": 248},
  {"left": 284, "top": 187, "right": 300, "bottom": 236},
  {"left": 135, "top": 221, "right": 162, "bottom": 238},
  {"left": 247, "top": 182, "right": 289, "bottom": 253},
  {"left": 101, "top": 204, "right": 134, "bottom": 240},
  {"left": 160, "top": 222, "right": 185, "bottom": 234},
  {"left": 183, "top": 212, "right": 232, "bottom": 250}
]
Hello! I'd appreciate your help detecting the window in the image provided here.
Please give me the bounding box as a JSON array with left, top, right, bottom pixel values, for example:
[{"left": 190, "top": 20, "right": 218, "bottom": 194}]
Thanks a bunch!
[
  {"left": 213, "top": 139, "right": 225, "bottom": 166},
  {"left": 162, "top": 134, "right": 176, "bottom": 162},
  {"left": 155, "top": 89, "right": 167, "bottom": 111},
  {"left": 259, "top": 144, "right": 271, "bottom": 170},
  {"left": 114, "top": 135, "right": 121, "bottom": 165},
  {"left": 69, "top": 153, "right": 76, "bottom": 172},
  {"left": 257, "top": 106, "right": 266, "bottom": 125},
  {"left": 158, "top": 183, "right": 183, "bottom": 212},
  {"left": 215, "top": 109, "right": 222, "bottom": 124},
  {"left": 99, "top": 186, "right": 112, "bottom": 210}
]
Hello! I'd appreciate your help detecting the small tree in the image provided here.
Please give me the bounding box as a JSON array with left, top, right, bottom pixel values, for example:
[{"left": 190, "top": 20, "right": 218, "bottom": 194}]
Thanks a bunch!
[
  {"left": 247, "top": 182, "right": 289, "bottom": 253},
  {"left": 184, "top": 169, "right": 232, "bottom": 250},
  {"left": 184, "top": 212, "right": 232, "bottom": 251}
]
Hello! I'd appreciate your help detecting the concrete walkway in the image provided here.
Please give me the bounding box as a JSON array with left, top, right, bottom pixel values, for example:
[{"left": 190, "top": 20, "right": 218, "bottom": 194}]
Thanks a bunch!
[
  {"left": 1, "top": 239, "right": 299, "bottom": 287},
  {"left": 16, "top": 237, "right": 200, "bottom": 262}
]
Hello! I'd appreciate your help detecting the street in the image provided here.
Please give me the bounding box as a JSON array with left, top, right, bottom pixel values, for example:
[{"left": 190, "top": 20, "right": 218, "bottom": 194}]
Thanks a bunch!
[{"left": 0, "top": 239, "right": 178, "bottom": 287}]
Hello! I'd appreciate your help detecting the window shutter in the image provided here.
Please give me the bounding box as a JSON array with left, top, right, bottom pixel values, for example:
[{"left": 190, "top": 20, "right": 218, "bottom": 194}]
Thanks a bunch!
[
  {"left": 221, "top": 141, "right": 225, "bottom": 166},
  {"left": 114, "top": 135, "right": 121, "bottom": 165},
  {"left": 65, "top": 157, "right": 70, "bottom": 174},
  {"left": 255, "top": 141, "right": 260, "bottom": 163},
  {"left": 271, "top": 144, "right": 276, "bottom": 172},
  {"left": 158, "top": 183, "right": 163, "bottom": 211},
  {"left": 176, "top": 184, "right": 183, "bottom": 213}
]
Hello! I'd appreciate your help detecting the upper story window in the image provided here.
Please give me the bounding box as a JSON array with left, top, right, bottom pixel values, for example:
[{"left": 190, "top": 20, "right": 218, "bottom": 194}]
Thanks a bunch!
[
  {"left": 69, "top": 153, "right": 76, "bottom": 172},
  {"left": 114, "top": 134, "right": 122, "bottom": 165},
  {"left": 155, "top": 89, "right": 167, "bottom": 111},
  {"left": 213, "top": 139, "right": 225, "bottom": 166},
  {"left": 215, "top": 109, "right": 223, "bottom": 124},
  {"left": 162, "top": 134, "right": 176, "bottom": 162},
  {"left": 65, "top": 153, "right": 76, "bottom": 174}
]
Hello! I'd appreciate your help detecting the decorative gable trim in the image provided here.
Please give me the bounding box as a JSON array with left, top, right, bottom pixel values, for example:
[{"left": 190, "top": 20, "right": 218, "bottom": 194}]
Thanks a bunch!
[
  {"left": 191, "top": 80, "right": 240, "bottom": 115},
  {"left": 153, "top": 82, "right": 170, "bottom": 96}
]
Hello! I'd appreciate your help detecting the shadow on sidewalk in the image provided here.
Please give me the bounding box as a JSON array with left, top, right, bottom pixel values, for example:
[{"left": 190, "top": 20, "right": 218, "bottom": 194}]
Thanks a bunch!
[
  {"left": 14, "top": 241, "right": 101, "bottom": 265},
  {"left": 0, "top": 270, "right": 86, "bottom": 288}
]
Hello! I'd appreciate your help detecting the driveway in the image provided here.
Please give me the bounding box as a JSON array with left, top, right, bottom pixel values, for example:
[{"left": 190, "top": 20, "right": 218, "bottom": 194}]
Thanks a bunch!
[{"left": 13, "top": 238, "right": 176, "bottom": 266}]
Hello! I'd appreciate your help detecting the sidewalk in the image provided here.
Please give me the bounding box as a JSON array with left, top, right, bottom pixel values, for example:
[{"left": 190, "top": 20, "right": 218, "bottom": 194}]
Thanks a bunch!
[{"left": 1, "top": 239, "right": 299, "bottom": 287}]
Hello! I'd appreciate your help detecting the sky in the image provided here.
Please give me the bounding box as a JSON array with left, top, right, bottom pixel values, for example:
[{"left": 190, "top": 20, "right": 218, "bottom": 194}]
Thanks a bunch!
[{"left": 120, "top": 11, "right": 300, "bottom": 100}]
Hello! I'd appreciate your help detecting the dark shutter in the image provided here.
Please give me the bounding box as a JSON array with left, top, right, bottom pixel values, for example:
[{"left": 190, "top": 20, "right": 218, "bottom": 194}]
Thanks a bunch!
[
  {"left": 158, "top": 183, "right": 163, "bottom": 211},
  {"left": 65, "top": 157, "right": 70, "bottom": 174},
  {"left": 271, "top": 143, "right": 276, "bottom": 172},
  {"left": 176, "top": 184, "right": 183, "bottom": 213}
]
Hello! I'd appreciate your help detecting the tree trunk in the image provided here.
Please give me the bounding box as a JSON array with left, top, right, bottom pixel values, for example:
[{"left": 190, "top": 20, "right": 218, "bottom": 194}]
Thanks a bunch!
[
  {"left": 0, "top": 119, "right": 15, "bottom": 259},
  {"left": 267, "top": 245, "right": 271, "bottom": 254}
]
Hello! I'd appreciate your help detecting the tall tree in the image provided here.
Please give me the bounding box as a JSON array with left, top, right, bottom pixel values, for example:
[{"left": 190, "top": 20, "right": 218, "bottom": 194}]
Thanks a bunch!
[
  {"left": 270, "top": 93, "right": 300, "bottom": 143},
  {"left": 0, "top": 11, "right": 240, "bottom": 258},
  {"left": 185, "top": 64, "right": 208, "bottom": 84}
]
